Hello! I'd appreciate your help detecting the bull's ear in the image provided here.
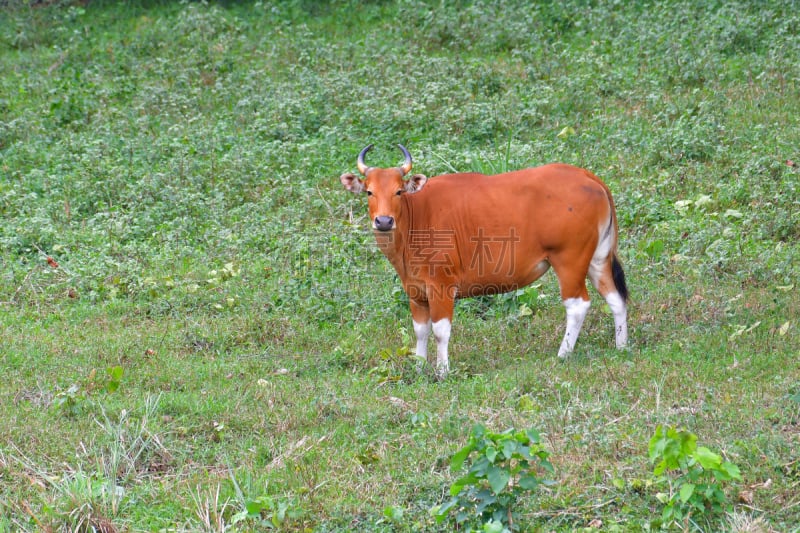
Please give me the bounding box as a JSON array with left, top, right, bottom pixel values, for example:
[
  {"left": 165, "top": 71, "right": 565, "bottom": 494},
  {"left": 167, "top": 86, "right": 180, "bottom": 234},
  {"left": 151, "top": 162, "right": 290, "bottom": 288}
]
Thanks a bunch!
[
  {"left": 340, "top": 173, "right": 365, "bottom": 193},
  {"left": 405, "top": 173, "right": 427, "bottom": 193}
]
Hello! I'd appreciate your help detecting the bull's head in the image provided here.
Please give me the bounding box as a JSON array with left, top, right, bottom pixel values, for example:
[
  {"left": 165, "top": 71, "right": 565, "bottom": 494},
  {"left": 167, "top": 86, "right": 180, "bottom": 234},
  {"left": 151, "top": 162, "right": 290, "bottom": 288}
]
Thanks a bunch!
[{"left": 340, "top": 144, "right": 428, "bottom": 231}]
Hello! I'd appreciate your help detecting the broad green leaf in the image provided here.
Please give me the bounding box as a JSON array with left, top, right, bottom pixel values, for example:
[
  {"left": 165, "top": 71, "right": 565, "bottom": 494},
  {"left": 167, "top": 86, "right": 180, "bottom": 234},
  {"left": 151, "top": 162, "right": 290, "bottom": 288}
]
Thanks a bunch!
[
  {"left": 652, "top": 460, "right": 668, "bottom": 476},
  {"left": 475, "top": 489, "right": 497, "bottom": 514},
  {"left": 525, "top": 427, "right": 541, "bottom": 443},
  {"left": 679, "top": 482, "right": 695, "bottom": 503},
  {"left": 693, "top": 446, "right": 722, "bottom": 470},
  {"left": 451, "top": 445, "right": 472, "bottom": 471},
  {"left": 483, "top": 519, "right": 505, "bottom": 533},
  {"left": 501, "top": 438, "right": 517, "bottom": 459},
  {"left": 471, "top": 456, "right": 490, "bottom": 476},
  {"left": 678, "top": 429, "right": 698, "bottom": 457},
  {"left": 487, "top": 465, "right": 510, "bottom": 495},
  {"left": 449, "top": 482, "right": 465, "bottom": 497},
  {"left": 486, "top": 445, "right": 498, "bottom": 463},
  {"left": 450, "top": 472, "right": 483, "bottom": 496},
  {"left": 107, "top": 365, "right": 124, "bottom": 381},
  {"left": 518, "top": 474, "right": 539, "bottom": 490},
  {"left": 450, "top": 473, "right": 477, "bottom": 496},
  {"left": 517, "top": 445, "right": 532, "bottom": 461},
  {"left": 648, "top": 425, "right": 667, "bottom": 462},
  {"left": 245, "top": 499, "right": 266, "bottom": 515},
  {"left": 431, "top": 498, "right": 458, "bottom": 523},
  {"left": 664, "top": 507, "right": 678, "bottom": 525},
  {"left": 720, "top": 461, "right": 742, "bottom": 479},
  {"left": 105, "top": 365, "right": 124, "bottom": 393}
]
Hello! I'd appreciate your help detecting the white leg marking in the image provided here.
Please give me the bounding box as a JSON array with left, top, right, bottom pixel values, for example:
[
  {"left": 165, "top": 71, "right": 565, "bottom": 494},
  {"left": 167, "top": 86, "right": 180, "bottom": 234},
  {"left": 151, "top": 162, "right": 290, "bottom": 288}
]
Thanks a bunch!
[
  {"left": 604, "top": 291, "right": 628, "bottom": 349},
  {"left": 558, "top": 298, "right": 591, "bottom": 358},
  {"left": 432, "top": 318, "right": 451, "bottom": 378},
  {"left": 413, "top": 320, "right": 431, "bottom": 359}
]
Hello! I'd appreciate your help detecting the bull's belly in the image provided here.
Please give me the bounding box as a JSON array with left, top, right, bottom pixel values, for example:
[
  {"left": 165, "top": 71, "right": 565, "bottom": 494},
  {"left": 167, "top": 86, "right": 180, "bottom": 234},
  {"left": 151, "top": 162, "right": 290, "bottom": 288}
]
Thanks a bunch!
[
  {"left": 459, "top": 282, "right": 523, "bottom": 298},
  {"left": 457, "top": 259, "right": 551, "bottom": 298},
  {"left": 402, "top": 260, "right": 551, "bottom": 303}
]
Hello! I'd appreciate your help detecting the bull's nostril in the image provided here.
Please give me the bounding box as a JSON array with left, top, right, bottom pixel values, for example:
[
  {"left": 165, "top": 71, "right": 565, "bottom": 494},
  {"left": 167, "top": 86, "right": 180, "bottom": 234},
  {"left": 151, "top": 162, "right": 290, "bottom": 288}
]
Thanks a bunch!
[{"left": 374, "top": 216, "right": 394, "bottom": 231}]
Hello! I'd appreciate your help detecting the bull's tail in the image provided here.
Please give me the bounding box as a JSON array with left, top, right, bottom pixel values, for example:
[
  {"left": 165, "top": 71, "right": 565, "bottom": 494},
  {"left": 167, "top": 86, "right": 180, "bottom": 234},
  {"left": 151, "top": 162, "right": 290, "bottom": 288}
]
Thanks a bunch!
[{"left": 611, "top": 253, "right": 628, "bottom": 303}]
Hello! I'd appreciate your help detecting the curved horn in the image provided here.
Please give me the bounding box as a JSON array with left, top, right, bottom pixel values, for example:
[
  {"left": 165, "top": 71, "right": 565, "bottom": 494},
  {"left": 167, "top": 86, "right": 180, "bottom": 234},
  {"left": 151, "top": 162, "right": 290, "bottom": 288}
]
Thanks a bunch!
[
  {"left": 398, "top": 144, "right": 413, "bottom": 176},
  {"left": 357, "top": 144, "right": 374, "bottom": 176}
]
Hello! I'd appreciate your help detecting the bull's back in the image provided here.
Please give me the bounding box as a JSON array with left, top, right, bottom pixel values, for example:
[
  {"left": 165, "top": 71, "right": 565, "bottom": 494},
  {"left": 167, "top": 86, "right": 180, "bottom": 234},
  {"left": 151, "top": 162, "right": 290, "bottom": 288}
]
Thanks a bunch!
[{"left": 405, "top": 164, "right": 612, "bottom": 294}]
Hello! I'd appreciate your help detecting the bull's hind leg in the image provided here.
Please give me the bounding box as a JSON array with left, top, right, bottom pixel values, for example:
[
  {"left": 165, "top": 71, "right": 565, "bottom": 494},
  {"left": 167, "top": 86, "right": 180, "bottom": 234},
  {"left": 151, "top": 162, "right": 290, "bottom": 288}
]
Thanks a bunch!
[
  {"left": 605, "top": 290, "right": 628, "bottom": 349},
  {"left": 588, "top": 254, "right": 628, "bottom": 350},
  {"left": 431, "top": 317, "right": 451, "bottom": 378}
]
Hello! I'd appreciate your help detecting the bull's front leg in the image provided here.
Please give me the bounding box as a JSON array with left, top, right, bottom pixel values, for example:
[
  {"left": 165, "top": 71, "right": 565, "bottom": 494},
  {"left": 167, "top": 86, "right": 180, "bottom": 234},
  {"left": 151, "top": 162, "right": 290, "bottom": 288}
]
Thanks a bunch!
[
  {"left": 428, "top": 286, "right": 456, "bottom": 380},
  {"left": 409, "top": 300, "right": 431, "bottom": 364}
]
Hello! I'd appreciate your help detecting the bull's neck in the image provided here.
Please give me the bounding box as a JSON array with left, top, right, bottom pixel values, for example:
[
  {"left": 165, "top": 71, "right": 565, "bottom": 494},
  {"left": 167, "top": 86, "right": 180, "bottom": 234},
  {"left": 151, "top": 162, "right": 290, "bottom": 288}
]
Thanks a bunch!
[{"left": 372, "top": 198, "right": 411, "bottom": 276}]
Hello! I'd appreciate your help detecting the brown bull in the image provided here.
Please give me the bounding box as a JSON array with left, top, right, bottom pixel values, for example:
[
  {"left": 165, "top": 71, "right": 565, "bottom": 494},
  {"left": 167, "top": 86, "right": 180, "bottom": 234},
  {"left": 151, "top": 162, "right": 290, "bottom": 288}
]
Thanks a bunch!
[{"left": 340, "top": 144, "right": 628, "bottom": 378}]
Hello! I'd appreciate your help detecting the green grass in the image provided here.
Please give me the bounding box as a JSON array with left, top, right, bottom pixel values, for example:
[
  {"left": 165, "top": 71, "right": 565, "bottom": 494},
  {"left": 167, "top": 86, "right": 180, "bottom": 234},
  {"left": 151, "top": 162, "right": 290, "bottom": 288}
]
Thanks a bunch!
[{"left": 1, "top": 0, "right": 799, "bottom": 530}]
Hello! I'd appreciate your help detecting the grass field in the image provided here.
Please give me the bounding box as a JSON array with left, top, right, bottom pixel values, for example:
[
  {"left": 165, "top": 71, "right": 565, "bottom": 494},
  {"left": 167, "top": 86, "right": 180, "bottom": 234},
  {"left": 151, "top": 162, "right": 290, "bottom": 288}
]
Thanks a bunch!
[{"left": 1, "top": 1, "right": 798, "bottom": 531}]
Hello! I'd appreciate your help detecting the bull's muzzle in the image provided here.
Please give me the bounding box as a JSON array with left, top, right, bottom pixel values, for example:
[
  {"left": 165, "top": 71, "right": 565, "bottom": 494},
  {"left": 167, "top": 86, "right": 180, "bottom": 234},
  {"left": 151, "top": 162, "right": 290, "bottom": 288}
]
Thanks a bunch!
[{"left": 374, "top": 216, "right": 395, "bottom": 232}]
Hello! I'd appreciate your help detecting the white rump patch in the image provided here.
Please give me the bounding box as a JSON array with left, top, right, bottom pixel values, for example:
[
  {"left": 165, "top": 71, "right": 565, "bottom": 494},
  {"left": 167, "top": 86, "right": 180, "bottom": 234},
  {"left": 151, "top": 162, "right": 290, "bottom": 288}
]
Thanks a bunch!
[{"left": 588, "top": 215, "right": 615, "bottom": 286}]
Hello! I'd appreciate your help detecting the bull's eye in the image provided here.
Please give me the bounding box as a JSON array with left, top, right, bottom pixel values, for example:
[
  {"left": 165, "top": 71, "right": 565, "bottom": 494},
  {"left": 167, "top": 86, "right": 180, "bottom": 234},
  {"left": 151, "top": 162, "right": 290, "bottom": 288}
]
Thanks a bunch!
[
  {"left": 366, "top": 190, "right": 373, "bottom": 196},
  {"left": 396, "top": 190, "right": 403, "bottom": 196}
]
